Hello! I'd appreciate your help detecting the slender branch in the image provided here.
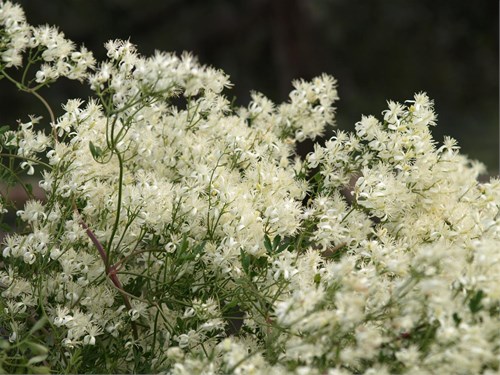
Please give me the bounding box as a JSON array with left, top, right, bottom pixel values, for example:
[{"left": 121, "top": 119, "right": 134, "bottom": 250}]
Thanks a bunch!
[
  {"left": 26, "top": 89, "right": 57, "bottom": 142},
  {"left": 79, "top": 219, "right": 109, "bottom": 264},
  {"left": 77, "top": 212, "right": 139, "bottom": 340},
  {"left": 0, "top": 153, "right": 52, "bottom": 170},
  {"left": 107, "top": 148, "right": 124, "bottom": 261},
  {"left": 0, "top": 70, "right": 57, "bottom": 142}
]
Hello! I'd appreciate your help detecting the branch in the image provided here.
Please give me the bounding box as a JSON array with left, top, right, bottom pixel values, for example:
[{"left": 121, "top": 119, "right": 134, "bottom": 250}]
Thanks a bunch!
[{"left": 77, "top": 213, "right": 139, "bottom": 340}]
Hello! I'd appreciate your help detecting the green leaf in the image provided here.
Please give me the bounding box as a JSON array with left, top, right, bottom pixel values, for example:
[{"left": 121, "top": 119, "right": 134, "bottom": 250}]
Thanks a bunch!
[
  {"left": 240, "top": 249, "right": 250, "bottom": 275},
  {"left": 0, "top": 223, "right": 12, "bottom": 233},
  {"left": 25, "top": 341, "right": 48, "bottom": 355},
  {"left": 277, "top": 237, "right": 291, "bottom": 253},
  {"left": 176, "top": 317, "right": 185, "bottom": 331},
  {"left": 0, "top": 125, "right": 10, "bottom": 135},
  {"left": 0, "top": 339, "right": 10, "bottom": 350},
  {"left": 27, "top": 354, "right": 48, "bottom": 365},
  {"left": 28, "top": 366, "right": 51, "bottom": 374},
  {"left": 28, "top": 316, "right": 47, "bottom": 335},
  {"left": 180, "top": 234, "right": 189, "bottom": 253},
  {"left": 469, "top": 289, "right": 484, "bottom": 314},
  {"left": 193, "top": 240, "right": 206, "bottom": 254},
  {"left": 263, "top": 235, "right": 272, "bottom": 253},
  {"left": 177, "top": 234, "right": 195, "bottom": 260},
  {"left": 272, "top": 235, "right": 281, "bottom": 251},
  {"left": 4, "top": 133, "right": 16, "bottom": 149},
  {"left": 452, "top": 312, "right": 461, "bottom": 326},
  {"left": 89, "top": 141, "right": 102, "bottom": 159}
]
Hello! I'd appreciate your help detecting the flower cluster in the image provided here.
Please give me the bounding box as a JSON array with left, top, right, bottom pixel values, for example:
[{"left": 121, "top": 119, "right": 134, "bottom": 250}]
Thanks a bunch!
[
  {"left": 1, "top": 1, "right": 499, "bottom": 374},
  {"left": 0, "top": 0, "right": 28, "bottom": 67}
]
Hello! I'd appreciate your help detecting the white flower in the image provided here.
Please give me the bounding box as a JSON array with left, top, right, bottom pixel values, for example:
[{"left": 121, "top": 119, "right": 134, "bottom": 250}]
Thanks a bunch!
[
  {"left": 16, "top": 200, "right": 46, "bottom": 224},
  {"left": 0, "top": 1, "right": 30, "bottom": 67},
  {"left": 83, "top": 325, "right": 102, "bottom": 346},
  {"left": 395, "top": 345, "right": 420, "bottom": 368},
  {"left": 3, "top": 3, "right": 500, "bottom": 372},
  {"left": 53, "top": 306, "right": 72, "bottom": 327},
  {"left": 272, "top": 250, "right": 299, "bottom": 281},
  {"left": 175, "top": 330, "right": 199, "bottom": 349},
  {"left": 166, "top": 346, "right": 185, "bottom": 361}
]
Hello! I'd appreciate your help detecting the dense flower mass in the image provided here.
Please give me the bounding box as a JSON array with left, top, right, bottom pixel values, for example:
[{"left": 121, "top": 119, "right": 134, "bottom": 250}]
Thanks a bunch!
[{"left": 1, "top": 1, "right": 499, "bottom": 373}]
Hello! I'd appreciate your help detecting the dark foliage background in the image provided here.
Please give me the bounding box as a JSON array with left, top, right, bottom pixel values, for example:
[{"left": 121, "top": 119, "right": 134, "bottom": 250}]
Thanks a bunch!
[{"left": 1, "top": 0, "right": 498, "bottom": 173}]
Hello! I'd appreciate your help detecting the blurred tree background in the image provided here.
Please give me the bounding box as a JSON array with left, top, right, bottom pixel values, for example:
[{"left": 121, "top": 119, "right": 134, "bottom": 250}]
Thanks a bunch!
[{"left": 1, "top": 0, "right": 498, "bottom": 173}]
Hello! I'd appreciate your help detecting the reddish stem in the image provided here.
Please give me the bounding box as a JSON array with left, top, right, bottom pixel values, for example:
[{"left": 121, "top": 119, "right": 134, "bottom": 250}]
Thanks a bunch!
[{"left": 78, "top": 218, "right": 138, "bottom": 340}]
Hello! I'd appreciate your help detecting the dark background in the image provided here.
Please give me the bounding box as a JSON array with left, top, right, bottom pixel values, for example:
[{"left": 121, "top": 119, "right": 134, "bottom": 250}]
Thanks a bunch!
[{"left": 2, "top": 0, "right": 498, "bottom": 174}]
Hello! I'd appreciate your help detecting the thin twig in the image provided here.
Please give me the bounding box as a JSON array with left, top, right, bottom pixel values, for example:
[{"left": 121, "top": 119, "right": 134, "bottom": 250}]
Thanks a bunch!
[
  {"left": 26, "top": 88, "right": 57, "bottom": 142},
  {"left": 76, "top": 211, "right": 139, "bottom": 340}
]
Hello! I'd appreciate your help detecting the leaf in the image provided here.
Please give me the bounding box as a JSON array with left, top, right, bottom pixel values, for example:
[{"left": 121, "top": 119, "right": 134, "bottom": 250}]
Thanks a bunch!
[
  {"left": 193, "top": 240, "right": 206, "bottom": 254},
  {"left": 272, "top": 235, "right": 281, "bottom": 251},
  {"left": 28, "top": 316, "right": 47, "bottom": 335},
  {"left": 180, "top": 234, "right": 189, "bottom": 253},
  {"left": 0, "top": 125, "right": 10, "bottom": 135},
  {"left": 177, "top": 234, "right": 195, "bottom": 260},
  {"left": 0, "top": 339, "right": 10, "bottom": 350},
  {"left": 277, "top": 237, "right": 291, "bottom": 253},
  {"left": 28, "top": 365, "right": 51, "bottom": 374},
  {"left": 88, "top": 141, "right": 102, "bottom": 159},
  {"left": 176, "top": 317, "right": 185, "bottom": 331},
  {"left": 469, "top": 289, "right": 484, "bottom": 314},
  {"left": 240, "top": 249, "right": 250, "bottom": 275},
  {"left": 27, "top": 354, "right": 48, "bottom": 365},
  {"left": 4, "top": 133, "right": 15, "bottom": 149},
  {"left": 25, "top": 341, "right": 48, "bottom": 355},
  {"left": 263, "top": 235, "right": 272, "bottom": 253},
  {"left": 452, "top": 312, "right": 461, "bottom": 326},
  {"left": 0, "top": 223, "right": 12, "bottom": 233}
]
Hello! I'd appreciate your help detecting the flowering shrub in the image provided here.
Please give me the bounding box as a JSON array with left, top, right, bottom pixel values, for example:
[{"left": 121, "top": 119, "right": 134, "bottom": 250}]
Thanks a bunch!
[{"left": 1, "top": 1, "right": 499, "bottom": 374}]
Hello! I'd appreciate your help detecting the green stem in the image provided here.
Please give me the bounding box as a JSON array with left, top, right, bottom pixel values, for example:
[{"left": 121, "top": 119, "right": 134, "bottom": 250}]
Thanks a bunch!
[
  {"left": 0, "top": 70, "right": 57, "bottom": 140},
  {"left": 107, "top": 149, "right": 124, "bottom": 262},
  {"left": 0, "top": 154, "right": 52, "bottom": 170}
]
